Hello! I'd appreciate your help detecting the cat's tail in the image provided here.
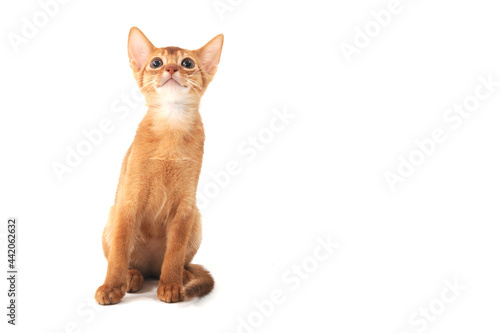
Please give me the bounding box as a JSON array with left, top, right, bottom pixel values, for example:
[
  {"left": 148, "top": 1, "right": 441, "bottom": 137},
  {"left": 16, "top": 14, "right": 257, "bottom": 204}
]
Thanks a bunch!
[{"left": 183, "top": 263, "right": 214, "bottom": 298}]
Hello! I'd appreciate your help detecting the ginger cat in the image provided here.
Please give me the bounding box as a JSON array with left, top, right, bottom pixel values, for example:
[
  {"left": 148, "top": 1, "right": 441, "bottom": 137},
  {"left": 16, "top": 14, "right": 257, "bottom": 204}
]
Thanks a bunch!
[{"left": 95, "top": 27, "right": 223, "bottom": 305}]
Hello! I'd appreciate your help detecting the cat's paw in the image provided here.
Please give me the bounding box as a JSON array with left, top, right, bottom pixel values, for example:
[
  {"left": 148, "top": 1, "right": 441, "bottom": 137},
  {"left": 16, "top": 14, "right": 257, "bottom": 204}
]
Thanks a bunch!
[
  {"left": 95, "top": 284, "right": 125, "bottom": 305},
  {"left": 157, "top": 283, "right": 185, "bottom": 303},
  {"left": 126, "top": 269, "right": 144, "bottom": 293}
]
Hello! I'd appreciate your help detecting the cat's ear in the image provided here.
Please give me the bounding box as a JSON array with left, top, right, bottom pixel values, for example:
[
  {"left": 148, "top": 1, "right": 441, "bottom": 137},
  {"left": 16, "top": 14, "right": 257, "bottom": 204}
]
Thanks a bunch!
[
  {"left": 128, "top": 27, "right": 155, "bottom": 71},
  {"left": 197, "top": 34, "right": 224, "bottom": 76}
]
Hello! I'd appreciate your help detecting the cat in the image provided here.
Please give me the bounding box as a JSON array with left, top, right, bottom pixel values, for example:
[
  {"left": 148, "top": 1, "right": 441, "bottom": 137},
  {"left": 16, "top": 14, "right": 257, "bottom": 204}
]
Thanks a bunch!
[{"left": 95, "top": 27, "right": 223, "bottom": 305}]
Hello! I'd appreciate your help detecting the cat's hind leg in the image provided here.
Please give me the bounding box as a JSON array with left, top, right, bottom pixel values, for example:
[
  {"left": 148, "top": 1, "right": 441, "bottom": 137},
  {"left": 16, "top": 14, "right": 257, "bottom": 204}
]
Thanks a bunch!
[{"left": 126, "top": 269, "right": 144, "bottom": 293}]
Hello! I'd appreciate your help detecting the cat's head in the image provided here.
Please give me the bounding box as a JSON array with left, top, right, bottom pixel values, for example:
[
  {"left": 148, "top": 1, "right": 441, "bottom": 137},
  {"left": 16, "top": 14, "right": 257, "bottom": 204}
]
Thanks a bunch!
[{"left": 127, "top": 27, "right": 223, "bottom": 107}]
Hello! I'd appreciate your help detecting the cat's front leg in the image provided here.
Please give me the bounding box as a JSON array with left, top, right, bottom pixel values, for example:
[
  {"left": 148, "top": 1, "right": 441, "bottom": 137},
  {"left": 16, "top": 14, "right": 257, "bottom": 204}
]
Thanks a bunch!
[
  {"left": 95, "top": 208, "right": 137, "bottom": 305},
  {"left": 157, "top": 205, "right": 195, "bottom": 303}
]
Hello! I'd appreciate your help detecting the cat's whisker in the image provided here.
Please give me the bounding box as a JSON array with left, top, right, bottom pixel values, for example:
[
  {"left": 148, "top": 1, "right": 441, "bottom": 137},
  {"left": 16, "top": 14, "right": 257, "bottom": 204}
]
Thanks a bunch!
[
  {"left": 186, "top": 82, "right": 201, "bottom": 91},
  {"left": 185, "top": 80, "right": 196, "bottom": 93},
  {"left": 185, "top": 77, "right": 201, "bottom": 88},
  {"left": 140, "top": 80, "right": 156, "bottom": 88},
  {"left": 140, "top": 84, "right": 154, "bottom": 91},
  {"left": 187, "top": 70, "right": 201, "bottom": 77},
  {"left": 185, "top": 80, "right": 202, "bottom": 99},
  {"left": 186, "top": 79, "right": 202, "bottom": 91},
  {"left": 140, "top": 80, "right": 156, "bottom": 92}
]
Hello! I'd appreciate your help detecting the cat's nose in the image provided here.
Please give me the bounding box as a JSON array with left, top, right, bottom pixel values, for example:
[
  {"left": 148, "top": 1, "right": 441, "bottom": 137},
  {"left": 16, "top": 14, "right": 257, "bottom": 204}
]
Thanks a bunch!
[{"left": 165, "top": 65, "right": 179, "bottom": 75}]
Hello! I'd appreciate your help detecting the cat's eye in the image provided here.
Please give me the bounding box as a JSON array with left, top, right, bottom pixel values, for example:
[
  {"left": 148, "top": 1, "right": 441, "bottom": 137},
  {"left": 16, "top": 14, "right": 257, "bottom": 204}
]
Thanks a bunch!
[
  {"left": 181, "top": 58, "right": 195, "bottom": 69},
  {"left": 150, "top": 58, "right": 163, "bottom": 69}
]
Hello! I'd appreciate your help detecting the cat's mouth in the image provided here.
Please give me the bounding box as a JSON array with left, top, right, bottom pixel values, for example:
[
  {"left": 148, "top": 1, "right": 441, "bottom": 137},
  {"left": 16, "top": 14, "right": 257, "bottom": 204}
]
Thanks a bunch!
[{"left": 158, "top": 77, "right": 185, "bottom": 88}]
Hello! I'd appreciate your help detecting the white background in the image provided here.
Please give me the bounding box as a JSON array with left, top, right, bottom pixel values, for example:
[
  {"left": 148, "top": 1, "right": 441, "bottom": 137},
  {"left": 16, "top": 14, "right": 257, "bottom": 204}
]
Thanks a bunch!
[{"left": 1, "top": 0, "right": 500, "bottom": 332}]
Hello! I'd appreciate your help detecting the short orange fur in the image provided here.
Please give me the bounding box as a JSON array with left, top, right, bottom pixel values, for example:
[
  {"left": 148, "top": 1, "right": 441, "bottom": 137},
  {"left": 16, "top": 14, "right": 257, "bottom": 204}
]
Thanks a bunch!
[{"left": 95, "top": 27, "right": 223, "bottom": 305}]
